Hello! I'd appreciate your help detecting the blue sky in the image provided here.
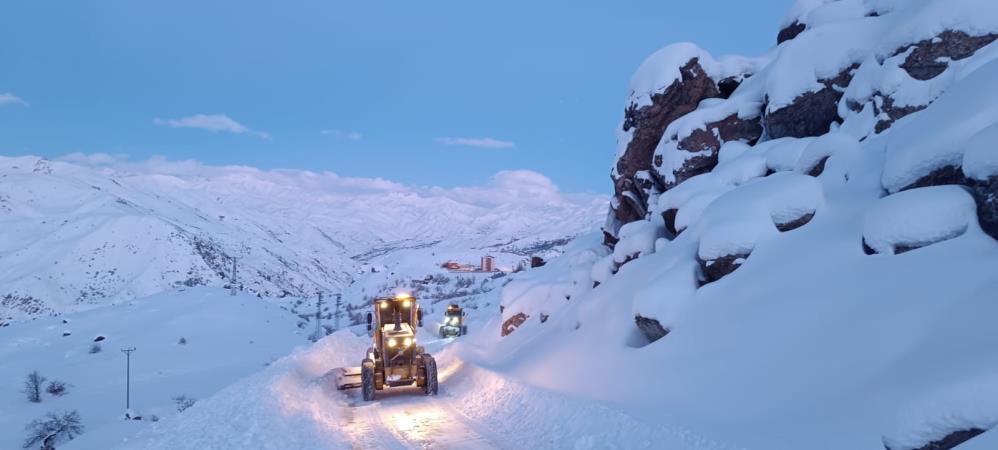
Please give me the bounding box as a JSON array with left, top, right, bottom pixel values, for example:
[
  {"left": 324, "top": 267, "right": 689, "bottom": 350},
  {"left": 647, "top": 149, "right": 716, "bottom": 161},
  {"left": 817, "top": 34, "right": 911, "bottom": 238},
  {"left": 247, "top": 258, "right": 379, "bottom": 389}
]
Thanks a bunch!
[{"left": 0, "top": 1, "right": 790, "bottom": 193}]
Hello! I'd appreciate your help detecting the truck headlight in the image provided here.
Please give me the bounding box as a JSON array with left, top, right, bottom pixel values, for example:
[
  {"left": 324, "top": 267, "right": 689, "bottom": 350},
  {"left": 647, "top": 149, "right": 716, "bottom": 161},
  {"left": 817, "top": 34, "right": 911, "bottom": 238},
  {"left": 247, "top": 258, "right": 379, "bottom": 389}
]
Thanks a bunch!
[
  {"left": 388, "top": 338, "right": 397, "bottom": 347},
  {"left": 451, "top": 317, "right": 460, "bottom": 325},
  {"left": 403, "top": 337, "right": 412, "bottom": 347}
]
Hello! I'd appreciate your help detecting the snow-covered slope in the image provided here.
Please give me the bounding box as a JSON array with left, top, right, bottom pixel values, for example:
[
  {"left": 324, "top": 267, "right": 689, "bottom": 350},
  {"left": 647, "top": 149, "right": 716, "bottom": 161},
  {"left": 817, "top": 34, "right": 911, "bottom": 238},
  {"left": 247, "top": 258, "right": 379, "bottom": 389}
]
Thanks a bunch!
[
  {"left": 0, "top": 156, "right": 604, "bottom": 322},
  {"left": 496, "top": 0, "right": 998, "bottom": 449},
  {"left": 0, "top": 288, "right": 307, "bottom": 450}
]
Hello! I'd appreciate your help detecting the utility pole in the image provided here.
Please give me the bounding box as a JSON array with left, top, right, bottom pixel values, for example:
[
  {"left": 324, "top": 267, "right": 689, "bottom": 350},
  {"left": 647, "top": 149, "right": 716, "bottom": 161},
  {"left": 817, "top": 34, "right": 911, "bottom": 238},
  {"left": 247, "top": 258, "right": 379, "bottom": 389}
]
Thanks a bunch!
[
  {"left": 120, "top": 347, "right": 136, "bottom": 417},
  {"left": 313, "top": 292, "right": 324, "bottom": 342}
]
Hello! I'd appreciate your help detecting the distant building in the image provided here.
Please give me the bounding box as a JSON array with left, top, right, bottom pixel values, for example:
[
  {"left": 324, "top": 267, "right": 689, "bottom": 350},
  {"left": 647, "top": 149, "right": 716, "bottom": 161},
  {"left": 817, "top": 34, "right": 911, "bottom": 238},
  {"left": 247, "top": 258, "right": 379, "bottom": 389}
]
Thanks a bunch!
[{"left": 481, "top": 255, "right": 495, "bottom": 272}]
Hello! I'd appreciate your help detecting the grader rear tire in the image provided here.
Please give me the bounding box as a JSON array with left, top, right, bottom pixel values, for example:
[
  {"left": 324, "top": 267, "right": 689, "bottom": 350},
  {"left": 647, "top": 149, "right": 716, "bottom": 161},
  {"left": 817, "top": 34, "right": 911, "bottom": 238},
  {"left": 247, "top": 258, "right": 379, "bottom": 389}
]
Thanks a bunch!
[{"left": 361, "top": 359, "right": 375, "bottom": 401}]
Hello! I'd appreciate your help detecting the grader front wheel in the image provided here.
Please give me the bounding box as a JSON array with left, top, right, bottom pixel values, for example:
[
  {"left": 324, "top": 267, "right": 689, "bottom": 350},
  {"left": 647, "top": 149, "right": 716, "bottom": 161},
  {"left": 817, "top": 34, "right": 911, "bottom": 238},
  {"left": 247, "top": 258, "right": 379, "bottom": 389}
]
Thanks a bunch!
[
  {"left": 422, "top": 354, "right": 438, "bottom": 396},
  {"left": 361, "top": 359, "right": 375, "bottom": 401}
]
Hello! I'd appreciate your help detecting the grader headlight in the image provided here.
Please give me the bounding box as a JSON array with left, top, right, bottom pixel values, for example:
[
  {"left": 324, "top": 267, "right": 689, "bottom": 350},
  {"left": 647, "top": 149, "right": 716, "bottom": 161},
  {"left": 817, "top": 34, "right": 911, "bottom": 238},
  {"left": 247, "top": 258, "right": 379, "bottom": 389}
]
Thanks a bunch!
[
  {"left": 388, "top": 338, "right": 398, "bottom": 347},
  {"left": 403, "top": 337, "right": 412, "bottom": 347}
]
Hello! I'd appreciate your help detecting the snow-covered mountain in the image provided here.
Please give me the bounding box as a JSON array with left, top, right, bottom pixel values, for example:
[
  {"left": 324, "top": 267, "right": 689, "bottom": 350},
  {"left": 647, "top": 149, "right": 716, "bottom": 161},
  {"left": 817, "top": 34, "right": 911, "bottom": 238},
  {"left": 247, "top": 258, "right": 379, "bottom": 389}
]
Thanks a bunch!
[
  {"left": 495, "top": 0, "right": 998, "bottom": 449},
  {"left": 0, "top": 155, "right": 604, "bottom": 322}
]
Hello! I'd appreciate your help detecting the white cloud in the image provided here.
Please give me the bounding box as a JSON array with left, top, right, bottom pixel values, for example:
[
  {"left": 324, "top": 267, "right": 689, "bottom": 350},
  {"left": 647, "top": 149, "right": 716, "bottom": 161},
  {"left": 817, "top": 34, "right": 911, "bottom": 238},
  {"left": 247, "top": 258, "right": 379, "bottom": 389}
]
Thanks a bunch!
[
  {"left": 154, "top": 114, "right": 271, "bottom": 139},
  {"left": 320, "top": 129, "right": 363, "bottom": 140},
  {"left": 51, "top": 153, "right": 605, "bottom": 210},
  {"left": 0, "top": 93, "right": 28, "bottom": 107},
  {"left": 435, "top": 137, "right": 515, "bottom": 149}
]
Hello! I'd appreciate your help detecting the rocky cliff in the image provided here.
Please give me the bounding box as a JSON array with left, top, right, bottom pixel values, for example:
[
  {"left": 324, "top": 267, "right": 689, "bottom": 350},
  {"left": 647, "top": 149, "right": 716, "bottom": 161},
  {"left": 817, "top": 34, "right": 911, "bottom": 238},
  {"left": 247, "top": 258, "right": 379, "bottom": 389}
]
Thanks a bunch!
[{"left": 497, "top": 1, "right": 998, "bottom": 448}]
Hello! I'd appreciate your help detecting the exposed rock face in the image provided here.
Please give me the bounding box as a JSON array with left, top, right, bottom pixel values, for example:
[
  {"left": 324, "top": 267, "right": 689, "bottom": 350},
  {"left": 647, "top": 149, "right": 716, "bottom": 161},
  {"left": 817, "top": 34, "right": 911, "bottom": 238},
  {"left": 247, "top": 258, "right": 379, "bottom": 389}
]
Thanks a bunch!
[
  {"left": 884, "top": 427, "right": 987, "bottom": 450},
  {"left": 662, "top": 208, "right": 680, "bottom": 237},
  {"left": 775, "top": 211, "right": 815, "bottom": 232},
  {"left": 611, "top": 59, "right": 721, "bottom": 229},
  {"left": 897, "top": 31, "right": 998, "bottom": 81},
  {"left": 764, "top": 64, "right": 858, "bottom": 139},
  {"left": 698, "top": 252, "right": 750, "bottom": 285},
  {"left": 717, "top": 76, "right": 744, "bottom": 98},
  {"left": 901, "top": 165, "right": 968, "bottom": 192},
  {"left": 501, "top": 312, "right": 528, "bottom": 337},
  {"left": 635, "top": 315, "right": 669, "bottom": 343},
  {"left": 968, "top": 176, "right": 998, "bottom": 240},
  {"left": 666, "top": 113, "right": 763, "bottom": 188},
  {"left": 777, "top": 21, "right": 806, "bottom": 44},
  {"left": 874, "top": 96, "right": 928, "bottom": 134},
  {"left": 805, "top": 156, "right": 830, "bottom": 177}
]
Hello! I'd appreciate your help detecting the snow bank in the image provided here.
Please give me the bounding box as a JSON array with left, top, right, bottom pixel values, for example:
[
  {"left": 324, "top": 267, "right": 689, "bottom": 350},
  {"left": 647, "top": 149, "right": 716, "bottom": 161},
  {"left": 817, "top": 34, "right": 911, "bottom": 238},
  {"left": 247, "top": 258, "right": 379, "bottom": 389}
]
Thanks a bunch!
[
  {"left": 718, "top": 141, "right": 752, "bottom": 164},
  {"left": 698, "top": 173, "right": 824, "bottom": 260},
  {"left": 962, "top": 123, "right": 998, "bottom": 181},
  {"left": 780, "top": 0, "right": 838, "bottom": 28},
  {"left": 632, "top": 260, "right": 700, "bottom": 330},
  {"left": 0, "top": 288, "right": 307, "bottom": 450},
  {"left": 500, "top": 233, "right": 607, "bottom": 325},
  {"left": 863, "top": 186, "right": 979, "bottom": 255},
  {"left": 122, "top": 331, "right": 368, "bottom": 450},
  {"left": 764, "top": 137, "right": 816, "bottom": 173}
]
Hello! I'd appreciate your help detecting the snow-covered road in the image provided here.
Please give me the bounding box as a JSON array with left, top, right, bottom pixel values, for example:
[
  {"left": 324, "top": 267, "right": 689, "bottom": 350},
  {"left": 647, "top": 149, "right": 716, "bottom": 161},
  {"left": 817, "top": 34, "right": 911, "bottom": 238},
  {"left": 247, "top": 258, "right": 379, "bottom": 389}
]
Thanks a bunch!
[{"left": 117, "top": 330, "right": 733, "bottom": 450}]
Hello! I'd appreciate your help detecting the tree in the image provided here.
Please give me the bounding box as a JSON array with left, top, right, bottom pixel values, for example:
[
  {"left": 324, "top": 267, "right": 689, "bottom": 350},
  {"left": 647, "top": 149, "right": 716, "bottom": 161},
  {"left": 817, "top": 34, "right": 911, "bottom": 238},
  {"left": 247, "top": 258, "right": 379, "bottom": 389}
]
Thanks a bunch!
[
  {"left": 45, "top": 380, "right": 68, "bottom": 397},
  {"left": 23, "top": 410, "right": 83, "bottom": 450},
  {"left": 173, "top": 394, "right": 197, "bottom": 413},
  {"left": 23, "top": 371, "right": 46, "bottom": 403}
]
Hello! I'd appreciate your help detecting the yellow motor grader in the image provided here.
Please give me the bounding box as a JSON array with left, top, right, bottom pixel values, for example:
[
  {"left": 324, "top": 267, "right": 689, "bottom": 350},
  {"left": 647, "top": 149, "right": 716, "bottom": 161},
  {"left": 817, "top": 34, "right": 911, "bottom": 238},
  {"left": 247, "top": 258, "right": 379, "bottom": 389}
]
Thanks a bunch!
[{"left": 334, "top": 293, "right": 438, "bottom": 401}]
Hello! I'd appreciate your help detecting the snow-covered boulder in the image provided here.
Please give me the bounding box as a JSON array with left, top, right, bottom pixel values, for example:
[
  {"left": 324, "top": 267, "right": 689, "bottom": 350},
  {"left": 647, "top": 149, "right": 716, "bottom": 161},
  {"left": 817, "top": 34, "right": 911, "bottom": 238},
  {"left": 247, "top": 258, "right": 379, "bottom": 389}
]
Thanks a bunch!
[
  {"left": 655, "top": 151, "right": 769, "bottom": 236},
  {"left": 612, "top": 218, "right": 665, "bottom": 265},
  {"left": 882, "top": 59, "right": 998, "bottom": 192},
  {"left": 631, "top": 261, "right": 700, "bottom": 343},
  {"left": 862, "top": 186, "right": 978, "bottom": 255},
  {"left": 763, "top": 10, "right": 880, "bottom": 139},
  {"left": 763, "top": 137, "right": 815, "bottom": 174},
  {"left": 963, "top": 124, "right": 998, "bottom": 182},
  {"left": 697, "top": 173, "right": 824, "bottom": 282},
  {"left": 795, "top": 132, "right": 862, "bottom": 178},
  {"left": 652, "top": 95, "right": 764, "bottom": 189}
]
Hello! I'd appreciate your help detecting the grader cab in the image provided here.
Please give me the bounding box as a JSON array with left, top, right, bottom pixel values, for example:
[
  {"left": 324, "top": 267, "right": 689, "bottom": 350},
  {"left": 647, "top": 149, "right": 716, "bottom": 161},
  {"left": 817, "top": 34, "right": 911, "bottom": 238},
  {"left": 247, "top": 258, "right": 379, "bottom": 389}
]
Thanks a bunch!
[{"left": 333, "top": 293, "right": 438, "bottom": 401}]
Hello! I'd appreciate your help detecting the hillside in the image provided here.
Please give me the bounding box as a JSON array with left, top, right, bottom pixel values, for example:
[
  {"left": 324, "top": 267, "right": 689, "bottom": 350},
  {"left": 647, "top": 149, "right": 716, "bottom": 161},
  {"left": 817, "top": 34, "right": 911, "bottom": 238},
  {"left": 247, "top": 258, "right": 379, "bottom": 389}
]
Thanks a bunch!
[{"left": 0, "top": 155, "right": 604, "bottom": 323}]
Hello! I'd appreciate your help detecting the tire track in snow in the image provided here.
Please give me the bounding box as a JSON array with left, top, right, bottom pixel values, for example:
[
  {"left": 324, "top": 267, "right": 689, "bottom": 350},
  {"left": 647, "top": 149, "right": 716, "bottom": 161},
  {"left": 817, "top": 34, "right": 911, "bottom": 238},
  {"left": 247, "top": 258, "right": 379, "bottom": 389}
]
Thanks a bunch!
[{"left": 341, "top": 383, "right": 497, "bottom": 449}]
